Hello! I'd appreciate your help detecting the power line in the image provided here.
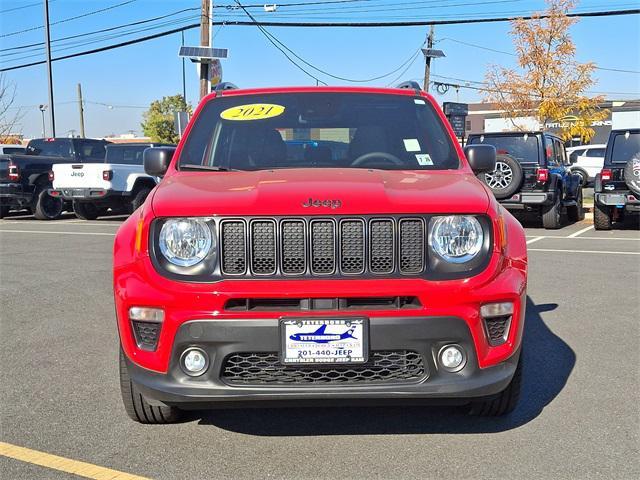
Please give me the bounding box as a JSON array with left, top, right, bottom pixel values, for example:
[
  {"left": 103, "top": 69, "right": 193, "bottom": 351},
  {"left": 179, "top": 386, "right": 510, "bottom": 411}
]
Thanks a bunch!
[
  {"left": 440, "top": 37, "right": 640, "bottom": 74},
  {"left": 0, "top": 0, "right": 139, "bottom": 38},
  {"left": 0, "top": 7, "right": 200, "bottom": 53},
  {"left": 0, "top": 0, "right": 57, "bottom": 14},
  {"left": 1, "top": 8, "right": 638, "bottom": 72}
]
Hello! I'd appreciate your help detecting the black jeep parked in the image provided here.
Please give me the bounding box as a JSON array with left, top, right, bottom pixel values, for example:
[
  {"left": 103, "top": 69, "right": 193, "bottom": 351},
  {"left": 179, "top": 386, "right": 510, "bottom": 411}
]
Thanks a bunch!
[
  {"left": 467, "top": 132, "right": 583, "bottom": 229},
  {"left": 593, "top": 128, "right": 640, "bottom": 230}
]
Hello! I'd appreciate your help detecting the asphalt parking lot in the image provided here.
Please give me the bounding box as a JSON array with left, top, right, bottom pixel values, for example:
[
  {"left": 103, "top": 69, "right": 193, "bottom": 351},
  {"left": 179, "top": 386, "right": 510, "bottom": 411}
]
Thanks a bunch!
[{"left": 1, "top": 211, "right": 639, "bottom": 480}]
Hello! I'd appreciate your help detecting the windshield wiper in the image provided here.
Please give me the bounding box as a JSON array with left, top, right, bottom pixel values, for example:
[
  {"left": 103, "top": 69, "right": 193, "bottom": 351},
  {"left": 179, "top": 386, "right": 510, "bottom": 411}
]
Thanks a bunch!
[{"left": 180, "top": 164, "right": 238, "bottom": 172}]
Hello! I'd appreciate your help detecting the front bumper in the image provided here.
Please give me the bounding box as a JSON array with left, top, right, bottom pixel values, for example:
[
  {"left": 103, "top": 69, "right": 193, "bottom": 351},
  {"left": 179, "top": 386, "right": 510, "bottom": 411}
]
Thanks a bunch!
[
  {"left": 0, "top": 182, "right": 32, "bottom": 207},
  {"left": 123, "top": 317, "right": 521, "bottom": 407},
  {"left": 499, "top": 191, "right": 554, "bottom": 209},
  {"left": 596, "top": 192, "right": 640, "bottom": 211}
]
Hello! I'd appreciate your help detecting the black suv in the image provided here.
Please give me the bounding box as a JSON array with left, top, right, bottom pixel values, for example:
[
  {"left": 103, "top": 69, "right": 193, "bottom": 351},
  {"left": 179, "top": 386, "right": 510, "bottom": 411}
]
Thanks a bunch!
[
  {"left": 467, "top": 132, "right": 583, "bottom": 229},
  {"left": 593, "top": 128, "right": 640, "bottom": 230}
]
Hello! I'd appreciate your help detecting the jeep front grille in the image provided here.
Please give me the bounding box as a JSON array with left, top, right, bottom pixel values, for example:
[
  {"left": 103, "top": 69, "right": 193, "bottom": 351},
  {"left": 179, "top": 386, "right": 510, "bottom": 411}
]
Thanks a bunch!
[{"left": 219, "top": 216, "right": 426, "bottom": 278}]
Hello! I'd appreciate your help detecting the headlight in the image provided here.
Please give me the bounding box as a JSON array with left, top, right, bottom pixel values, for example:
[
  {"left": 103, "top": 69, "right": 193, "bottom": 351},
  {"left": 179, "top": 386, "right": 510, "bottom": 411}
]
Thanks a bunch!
[
  {"left": 159, "top": 218, "right": 213, "bottom": 267},
  {"left": 429, "top": 215, "right": 483, "bottom": 263}
]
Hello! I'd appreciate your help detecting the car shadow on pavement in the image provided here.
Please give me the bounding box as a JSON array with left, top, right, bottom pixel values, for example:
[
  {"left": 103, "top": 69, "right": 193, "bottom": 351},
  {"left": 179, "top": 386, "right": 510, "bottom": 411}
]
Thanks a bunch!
[{"left": 196, "top": 297, "right": 576, "bottom": 435}]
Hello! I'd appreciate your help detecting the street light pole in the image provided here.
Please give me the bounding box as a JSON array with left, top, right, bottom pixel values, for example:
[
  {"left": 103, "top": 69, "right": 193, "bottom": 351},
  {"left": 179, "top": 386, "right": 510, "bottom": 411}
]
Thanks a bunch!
[
  {"left": 43, "top": 0, "right": 56, "bottom": 136},
  {"left": 39, "top": 105, "right": 47, "bottom": 138}
]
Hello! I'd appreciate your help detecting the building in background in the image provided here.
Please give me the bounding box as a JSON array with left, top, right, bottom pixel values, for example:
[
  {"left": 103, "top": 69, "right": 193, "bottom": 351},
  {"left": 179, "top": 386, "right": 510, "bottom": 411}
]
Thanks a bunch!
[{"left": 465, "top": 99, "right": 640, "bottom": 145}]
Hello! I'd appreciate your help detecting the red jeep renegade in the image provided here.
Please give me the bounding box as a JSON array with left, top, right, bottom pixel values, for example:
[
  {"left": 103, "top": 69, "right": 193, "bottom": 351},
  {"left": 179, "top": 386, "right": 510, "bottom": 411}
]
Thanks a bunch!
[{"left": 113, "top": 85, "right": 527, "bottom": 423}]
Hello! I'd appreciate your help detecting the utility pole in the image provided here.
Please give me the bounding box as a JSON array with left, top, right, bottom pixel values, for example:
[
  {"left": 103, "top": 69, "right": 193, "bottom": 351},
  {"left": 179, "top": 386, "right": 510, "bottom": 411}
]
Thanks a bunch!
[
  {"left": 199, "top": 0, "right": 212, "bottom": 100},
  {"left": 43, "top": 0, "right": 56, "bottom": 136},
  {"left": 181, "top": 31, "right": 187, "bottom": 102},
  {"left": 423, "top": 25, "right": 435, "bottom": 92},
  {"left": 77, "top": 83, "right": 85, "bottom": 138}
]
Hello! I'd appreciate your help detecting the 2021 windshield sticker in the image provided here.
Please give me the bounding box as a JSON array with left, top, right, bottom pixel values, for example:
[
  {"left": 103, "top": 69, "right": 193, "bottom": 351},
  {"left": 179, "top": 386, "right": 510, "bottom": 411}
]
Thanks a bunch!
[{"left": 220, "top": 103, "right": 285, "bottom": 121}]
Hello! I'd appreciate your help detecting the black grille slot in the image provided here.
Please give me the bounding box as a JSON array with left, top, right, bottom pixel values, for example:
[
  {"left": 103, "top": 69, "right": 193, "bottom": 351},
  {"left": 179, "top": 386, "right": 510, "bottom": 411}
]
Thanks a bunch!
[
  {"left": 131, "top": 321, "right": 160, "bottom": 351},
  {"left": 221, "top": 221, "right": 246, "bottom": 274},
  {"left": 311, "top": 220, "right": 335, "bottom": 274},
  {"left": 281, "top": 220, "right": 306, "bottom": 274},
  {"left": 224, "top": 296, "right": 422, "bottom": 311},
  {"left": 484, "top": 315, "right": 512, "bottom": 346},
  {"left": 222, "top": 350, "right": 426, "bottom": 385},
  {"left": 251, "top": 221, "right": 276, "bottom": 274},
  {"left": 370, "top": 219, "right": 394, "bottom": 273},
  {"left": 399, "top": 219, "right": 425, "bottom": 273},
  {"left": 340, "top": 220, "right": 365, "bottom": 274}
]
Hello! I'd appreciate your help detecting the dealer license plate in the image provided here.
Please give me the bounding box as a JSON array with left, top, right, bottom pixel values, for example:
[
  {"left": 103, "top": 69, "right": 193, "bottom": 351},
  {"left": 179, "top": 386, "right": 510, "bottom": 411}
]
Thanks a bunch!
[{"left": 281, "top": 317, "right": 368, "bottom": 364}]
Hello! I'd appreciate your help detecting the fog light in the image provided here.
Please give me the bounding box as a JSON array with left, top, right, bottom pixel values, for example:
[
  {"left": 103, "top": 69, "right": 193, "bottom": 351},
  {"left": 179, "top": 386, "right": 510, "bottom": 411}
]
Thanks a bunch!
[
  {"left": 439, "top": 345, "right": 466, "bottom": 371},
  {"left": 181, "top": 348, "right": 209, "bottom": 376},
  {"left": 480, "top": 302, "right": 514, "bottom": 318},
  {"left": 129, "top": 307, "right": 164, "bottom": 322}
]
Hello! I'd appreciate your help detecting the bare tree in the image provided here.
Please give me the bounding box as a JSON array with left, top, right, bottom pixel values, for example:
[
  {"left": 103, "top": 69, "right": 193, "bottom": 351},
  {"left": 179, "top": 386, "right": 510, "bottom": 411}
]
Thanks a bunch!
[{"left": 0, "top": 74, "right": 23, "bottom": 142}]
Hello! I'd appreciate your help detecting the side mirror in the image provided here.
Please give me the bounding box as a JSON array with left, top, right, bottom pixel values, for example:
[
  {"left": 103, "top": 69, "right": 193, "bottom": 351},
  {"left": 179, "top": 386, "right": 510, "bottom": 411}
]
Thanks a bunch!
[
  {"left": 570, "top": 157, "right": 578, "bottom": 164},
  {"left": 144, "top": 147, "right": 175, "bottom": 177},
  {"left": 464, "top": 144, "right": 496, "bottom": 174}
]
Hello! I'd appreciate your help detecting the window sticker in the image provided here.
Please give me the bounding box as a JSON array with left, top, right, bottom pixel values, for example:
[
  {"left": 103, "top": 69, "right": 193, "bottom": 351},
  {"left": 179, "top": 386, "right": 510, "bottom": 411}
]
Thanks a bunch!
[
  {"left": 414, "top": 98, "right": 426, "bottom": 105},
  {"left": 220, "top": 104, "right": 285, "bottom": 121},
  {"left": 403, "top": 138, "right": 421, "bottom": 152},
  {"left": 416, "top": 154, "right": 433, "bottom": 166}
]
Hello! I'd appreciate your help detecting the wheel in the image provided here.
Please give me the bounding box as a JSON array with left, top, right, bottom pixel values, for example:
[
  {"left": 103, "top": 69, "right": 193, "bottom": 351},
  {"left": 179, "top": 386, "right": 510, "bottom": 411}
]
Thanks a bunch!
[
  {"left": 131, "top": 187, "right": 152, "bottom": 213},
  {"left": 119, "top": 349, "right": 182, "bottom": 424},
  {"left": 572, "top": 168, "right": 588, "bottom": 187},
  {"left": 594, "top": 202, "right": 613, "bottom": 230},
  {"left": 623, "top": 212, "right": 640, "bottom": 229},
  {"left": 32, "top": 188, "right": 63, "bottom": 220},
  {"left": 72, "top": 201, "right": 100, "bottom": 220},
  {"left": 542, "top": 190, "right": 563, "bottom": 229},
  {"left": 568, "top": 188, "right": 585, "bottom": 222},
  {"left": 0, "top": 205, "right": 9, "bottom": 218},
  {"left": 476, "top": 154, "right": 523, "bottom": 200},
  {"left": 469, "top": 353, "right": 522, "bottom": 416}
]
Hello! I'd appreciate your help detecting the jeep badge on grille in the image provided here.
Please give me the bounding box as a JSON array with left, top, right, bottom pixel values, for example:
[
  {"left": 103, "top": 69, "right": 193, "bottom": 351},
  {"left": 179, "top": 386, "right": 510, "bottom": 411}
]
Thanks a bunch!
[{"left": 302, "top": 198, "right": 342, "bottom": 209}]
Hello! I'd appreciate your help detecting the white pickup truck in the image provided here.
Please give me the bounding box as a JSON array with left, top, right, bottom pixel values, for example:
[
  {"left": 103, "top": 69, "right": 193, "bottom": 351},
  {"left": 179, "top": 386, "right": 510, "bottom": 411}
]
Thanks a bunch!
[{"left": 50, "top": 143, "right": 174, "bottom": 220}]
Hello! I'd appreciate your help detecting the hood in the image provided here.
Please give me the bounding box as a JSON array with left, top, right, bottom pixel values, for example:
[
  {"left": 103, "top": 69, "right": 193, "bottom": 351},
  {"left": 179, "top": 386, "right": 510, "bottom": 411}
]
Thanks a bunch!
[{"left": 150, "top": 168, "right": 490, "bottom": 217}]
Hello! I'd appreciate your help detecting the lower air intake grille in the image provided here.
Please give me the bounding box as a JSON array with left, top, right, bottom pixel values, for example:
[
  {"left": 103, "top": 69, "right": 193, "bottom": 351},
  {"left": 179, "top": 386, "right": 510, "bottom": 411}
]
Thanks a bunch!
[
  {"left": 131, "top": 321, "right": 160, "bottom": 351},
  {"left": 484, "top": 315, "right": 511, "bottom": 346},
  {"left": 222, "top": 350, "right": 426, "bottom": 385}
]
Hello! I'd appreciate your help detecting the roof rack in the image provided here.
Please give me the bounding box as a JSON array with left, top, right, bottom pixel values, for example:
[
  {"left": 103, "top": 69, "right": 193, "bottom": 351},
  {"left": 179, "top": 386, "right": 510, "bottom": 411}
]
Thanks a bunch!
[
  {"left": 214, "top": 82, "right": 239, "bottom": 92},
  {"left": 395, "top": 81, "right": 422, "bottom": 91}
]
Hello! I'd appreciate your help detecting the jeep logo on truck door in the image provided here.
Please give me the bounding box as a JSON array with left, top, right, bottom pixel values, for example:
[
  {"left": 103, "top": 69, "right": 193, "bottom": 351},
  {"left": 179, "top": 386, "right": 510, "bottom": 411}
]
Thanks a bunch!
[{"left": 302, "top": 198, "right": 342, "bottom": 209}]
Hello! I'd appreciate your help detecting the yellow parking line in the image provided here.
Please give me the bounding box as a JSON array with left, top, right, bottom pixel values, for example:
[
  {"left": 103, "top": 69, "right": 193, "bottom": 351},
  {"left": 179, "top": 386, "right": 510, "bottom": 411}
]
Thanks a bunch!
[{"left": 0, "top": 442, "right": 150, "bottom": 480}]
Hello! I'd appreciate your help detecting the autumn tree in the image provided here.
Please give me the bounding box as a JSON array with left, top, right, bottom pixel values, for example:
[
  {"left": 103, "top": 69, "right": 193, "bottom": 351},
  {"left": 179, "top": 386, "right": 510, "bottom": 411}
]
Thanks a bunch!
[
  {"left": 141, "top": 94, "right": 191, "bottom": 144},
  {"left": 484, "top": 0, "right": 607, "bottom": 142}
]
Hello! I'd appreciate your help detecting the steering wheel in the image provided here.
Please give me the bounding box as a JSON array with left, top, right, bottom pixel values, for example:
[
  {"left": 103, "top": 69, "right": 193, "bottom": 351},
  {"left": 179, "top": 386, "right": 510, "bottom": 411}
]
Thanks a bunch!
[{"left": 350, "top": 152, "right": 404, "bottom": 167}]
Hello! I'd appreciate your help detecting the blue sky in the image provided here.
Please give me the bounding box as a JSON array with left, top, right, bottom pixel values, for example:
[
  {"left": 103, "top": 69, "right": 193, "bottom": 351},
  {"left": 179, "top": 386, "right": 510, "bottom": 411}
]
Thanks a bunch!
[{"left": 1, "top": 0, "right": 639, "bottom": 138}]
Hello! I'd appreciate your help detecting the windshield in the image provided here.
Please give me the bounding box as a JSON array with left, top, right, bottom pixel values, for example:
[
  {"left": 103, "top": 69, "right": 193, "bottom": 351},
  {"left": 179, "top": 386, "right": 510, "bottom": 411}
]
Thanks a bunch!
[
  {"left": 610, "top": 132, "right": 640, "bottom": 163},
  {"left": 105, "top": 145, "right": 148, "bottom": 165},
  {"left": 179, "top": 93, "right": 459, "bottom": 171},
  {"left": 469, "top": 134, "right": 539, "bottom": 163},
  {"left": 26, "top": 139, "right": 74, "bottom": 157}
]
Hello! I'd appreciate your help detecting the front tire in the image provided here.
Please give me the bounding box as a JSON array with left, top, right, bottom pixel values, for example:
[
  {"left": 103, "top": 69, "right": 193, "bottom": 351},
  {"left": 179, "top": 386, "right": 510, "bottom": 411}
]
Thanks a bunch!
[
  {"left": 33, "top": 188, "right": 63, "bottom": 220},
  {"left": 72, "top": 201, "right": 100, "bottom": 220},
  {"left": 119, "top": 350, "right": 182, "bottom": 424},
  {"left": 542, "top": 190, "right": 563, "bottom": 229},
  {"left": 594, "top": 202, "right": 613, "bottom": 230},
  {"left": 469, "top": 354, "right": 522, "bottom": 416}
]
